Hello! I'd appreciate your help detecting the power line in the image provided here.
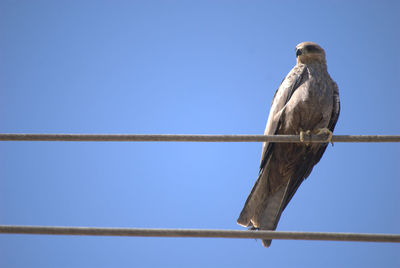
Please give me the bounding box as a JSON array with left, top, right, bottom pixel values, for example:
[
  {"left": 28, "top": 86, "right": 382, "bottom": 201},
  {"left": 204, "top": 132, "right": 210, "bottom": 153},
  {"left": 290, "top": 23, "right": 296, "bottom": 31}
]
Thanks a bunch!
[
  {"left": 1, "top": 225, "right": 399, "bottom": 243},
  {"left": 0, "top": 133, "right": 400, "bottom": 142},
  {"left": 1, "top": 136, "right": 398, "bottom": 246}
]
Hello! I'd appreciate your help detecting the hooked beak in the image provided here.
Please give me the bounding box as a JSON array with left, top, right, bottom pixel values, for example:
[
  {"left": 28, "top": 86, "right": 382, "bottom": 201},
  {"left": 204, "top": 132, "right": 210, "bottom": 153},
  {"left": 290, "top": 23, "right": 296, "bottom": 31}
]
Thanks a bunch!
[{"left": 296, "top": 48, "right": 302, "bottom": 57}]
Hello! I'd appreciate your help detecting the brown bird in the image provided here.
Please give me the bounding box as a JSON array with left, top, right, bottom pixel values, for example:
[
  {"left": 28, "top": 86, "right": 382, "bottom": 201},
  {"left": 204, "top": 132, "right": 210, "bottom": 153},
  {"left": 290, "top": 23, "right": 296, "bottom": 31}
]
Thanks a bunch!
[{"left": 237, "top": 42, "right": 340, "bottom": 247}]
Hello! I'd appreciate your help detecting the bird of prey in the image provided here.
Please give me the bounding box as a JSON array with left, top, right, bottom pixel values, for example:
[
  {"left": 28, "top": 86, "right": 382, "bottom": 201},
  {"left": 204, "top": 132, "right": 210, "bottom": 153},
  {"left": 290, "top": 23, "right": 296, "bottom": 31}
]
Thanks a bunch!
[{"left": 237, "top": 42, "right": 340, "bottom": 247}]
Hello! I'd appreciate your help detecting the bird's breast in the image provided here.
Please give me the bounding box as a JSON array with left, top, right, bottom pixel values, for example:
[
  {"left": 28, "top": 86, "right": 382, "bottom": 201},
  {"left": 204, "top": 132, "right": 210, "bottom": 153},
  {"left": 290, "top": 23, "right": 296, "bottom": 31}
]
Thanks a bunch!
[{"left": 281, "top": 77, "right": 333, "bottom": 133}]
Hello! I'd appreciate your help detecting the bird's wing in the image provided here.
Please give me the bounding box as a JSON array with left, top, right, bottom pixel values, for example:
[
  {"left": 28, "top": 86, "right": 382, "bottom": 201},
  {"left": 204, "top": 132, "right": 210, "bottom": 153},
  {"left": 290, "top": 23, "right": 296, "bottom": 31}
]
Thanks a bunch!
[
  {"left": 259, "top": 65, "right": 307, "bottom": 168},
  {"left": 237, "top": 65, "right": 307, "bottom": 228},
  {"left": 328, "top": 81, "right": 340, "bottom": 131}
]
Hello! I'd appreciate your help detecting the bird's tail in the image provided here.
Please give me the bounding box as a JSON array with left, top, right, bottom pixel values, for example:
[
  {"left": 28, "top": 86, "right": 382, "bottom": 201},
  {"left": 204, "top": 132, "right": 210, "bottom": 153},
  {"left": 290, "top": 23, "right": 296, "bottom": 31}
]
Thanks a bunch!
[
  {"left": 237, "top": 168, "right": 269, "bottom": 228},
  {"left": 237, "top": 165, "right": 290, "bottom": 247},
  {"left": 259, "top": 181, "right": 290, "bottom": 247}
]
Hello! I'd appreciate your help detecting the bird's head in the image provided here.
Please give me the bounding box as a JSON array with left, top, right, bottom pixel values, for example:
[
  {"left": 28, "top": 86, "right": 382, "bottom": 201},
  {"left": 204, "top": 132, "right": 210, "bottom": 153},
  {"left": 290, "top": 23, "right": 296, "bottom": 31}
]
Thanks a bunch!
[{"left": 295, "top": 42, "right": 326, "bottom": 65}]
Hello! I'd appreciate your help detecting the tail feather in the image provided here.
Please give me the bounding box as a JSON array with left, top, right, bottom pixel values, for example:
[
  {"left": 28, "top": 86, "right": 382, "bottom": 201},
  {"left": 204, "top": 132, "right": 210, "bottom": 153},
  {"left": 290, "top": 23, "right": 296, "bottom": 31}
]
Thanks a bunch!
[
  {"left": 259, "top": 180, "right": 290, "bottom": 247},
  {"left": 237, "top": 162, "right": 270, "bottom": 227},
  {"left": 237, "top": 161, "right": 291, "bottom": 247}
]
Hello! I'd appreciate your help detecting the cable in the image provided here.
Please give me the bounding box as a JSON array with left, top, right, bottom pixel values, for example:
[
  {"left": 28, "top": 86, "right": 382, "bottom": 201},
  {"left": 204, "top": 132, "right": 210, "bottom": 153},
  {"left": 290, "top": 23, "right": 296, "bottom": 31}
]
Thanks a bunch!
[
  {"left": 0, "top": 134, "right": 399, "bottom": 142},
  {"left": 1, "top": 135, "right": 398, "bottom": 245},
  {"left": 0, "top": 225, "right": 399, "bottom": 243}
]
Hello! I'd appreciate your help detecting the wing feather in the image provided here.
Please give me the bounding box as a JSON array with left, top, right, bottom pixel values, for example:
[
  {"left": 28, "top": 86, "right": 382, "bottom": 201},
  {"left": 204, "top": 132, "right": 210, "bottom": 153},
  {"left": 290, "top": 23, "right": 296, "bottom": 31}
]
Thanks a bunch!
[
  {"left": 259, "top": 65, "right": 308, "bottom": 169},
  {"left": 237, "top": 65, "right": 308, "bottom": 228}
]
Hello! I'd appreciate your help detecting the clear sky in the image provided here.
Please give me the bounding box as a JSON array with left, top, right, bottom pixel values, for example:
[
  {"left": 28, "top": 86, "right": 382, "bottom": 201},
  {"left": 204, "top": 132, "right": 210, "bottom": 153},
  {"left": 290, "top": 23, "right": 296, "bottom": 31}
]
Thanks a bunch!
[{"left": 1, "top": 1, "right": 399, "bottom": 267}]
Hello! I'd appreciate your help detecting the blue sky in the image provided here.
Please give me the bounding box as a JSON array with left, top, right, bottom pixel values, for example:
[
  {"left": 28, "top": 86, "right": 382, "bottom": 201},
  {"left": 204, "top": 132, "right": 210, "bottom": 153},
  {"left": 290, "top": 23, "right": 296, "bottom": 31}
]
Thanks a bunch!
[{"left": 0, "top": 1, "right": 399, "bottom": 267}]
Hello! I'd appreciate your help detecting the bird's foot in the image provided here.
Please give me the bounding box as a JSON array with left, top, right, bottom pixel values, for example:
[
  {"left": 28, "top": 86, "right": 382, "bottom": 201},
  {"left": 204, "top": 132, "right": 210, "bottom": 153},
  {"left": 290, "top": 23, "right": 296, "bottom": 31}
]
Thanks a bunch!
[
  {"left": 314, "top": 128, "right": 334, "bottom": 145},
  {"left": 299, "top": 130, "right": 312, "bottom": 145}
]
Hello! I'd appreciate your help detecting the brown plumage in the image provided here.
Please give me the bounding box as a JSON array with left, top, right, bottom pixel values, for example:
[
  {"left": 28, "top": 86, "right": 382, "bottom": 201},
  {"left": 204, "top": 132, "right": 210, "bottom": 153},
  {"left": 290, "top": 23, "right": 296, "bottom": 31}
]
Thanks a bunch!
[{"left": 237, "top": 42, "right": 340, "bottom": 247}]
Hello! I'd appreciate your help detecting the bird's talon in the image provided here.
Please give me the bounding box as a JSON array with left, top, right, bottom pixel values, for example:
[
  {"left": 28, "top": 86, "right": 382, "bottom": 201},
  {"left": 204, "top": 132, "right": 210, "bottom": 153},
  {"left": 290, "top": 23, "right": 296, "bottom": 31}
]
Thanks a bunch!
[
  {"left": 299, "top": 131, "right": 305, "bottom": 142},
  {"left": 315, "top": 128, "right": 333, "bottom": 145},
  {"left": 299, "top": 130, "right": 311, "bottom": 145}
]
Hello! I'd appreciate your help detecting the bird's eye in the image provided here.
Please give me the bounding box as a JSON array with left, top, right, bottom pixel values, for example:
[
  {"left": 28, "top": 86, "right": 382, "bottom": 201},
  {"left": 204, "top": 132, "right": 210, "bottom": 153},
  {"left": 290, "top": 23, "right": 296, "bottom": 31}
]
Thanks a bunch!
[{"left": 304, "top": 45, "right": 320, "bottom": 53}]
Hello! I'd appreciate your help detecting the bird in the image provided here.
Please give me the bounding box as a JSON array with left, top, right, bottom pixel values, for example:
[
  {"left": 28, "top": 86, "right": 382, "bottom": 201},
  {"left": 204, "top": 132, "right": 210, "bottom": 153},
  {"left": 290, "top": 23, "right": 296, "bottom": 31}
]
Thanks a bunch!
[{"left": 237, "top": 42, "right": 340, "bottom": 247}]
